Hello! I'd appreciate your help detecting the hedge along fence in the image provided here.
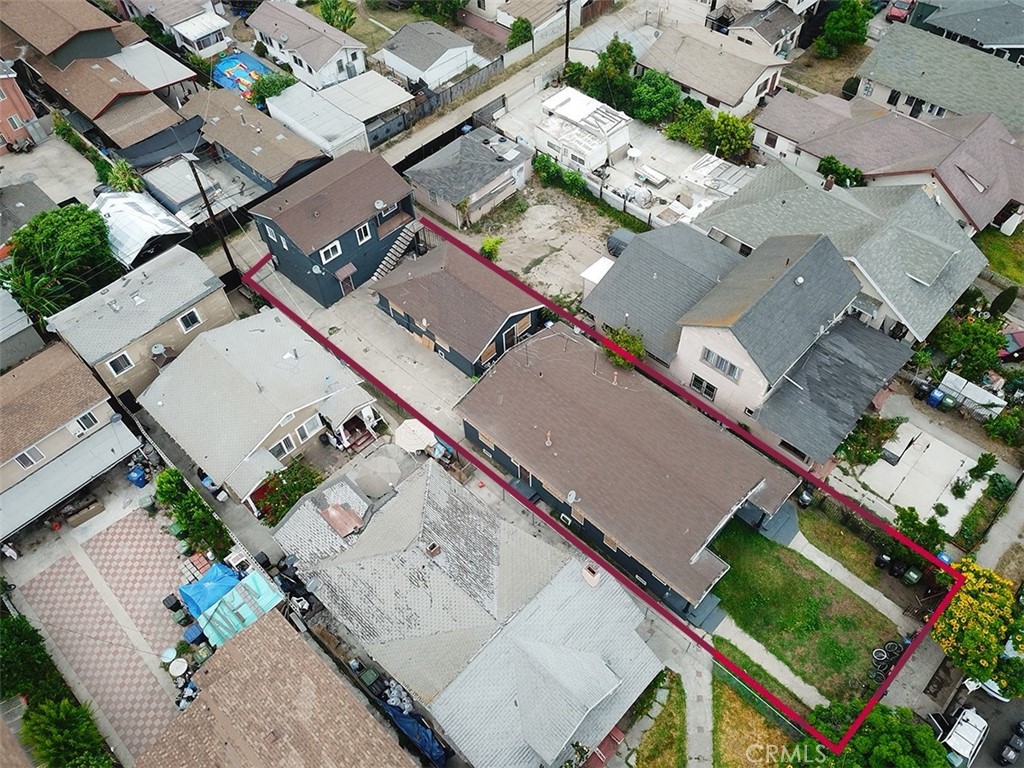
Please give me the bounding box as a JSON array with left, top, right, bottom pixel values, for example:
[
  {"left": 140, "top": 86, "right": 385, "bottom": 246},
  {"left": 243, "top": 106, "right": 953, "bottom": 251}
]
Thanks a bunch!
[
  {"left": 155, "top": 468, "right": 233, "bottom": 558},
  {"left": 52, "top": 111, "right": 113, "bottom": 185},
  {"left": 955, "top": 473, "right": 1017, "bottom": 551}
]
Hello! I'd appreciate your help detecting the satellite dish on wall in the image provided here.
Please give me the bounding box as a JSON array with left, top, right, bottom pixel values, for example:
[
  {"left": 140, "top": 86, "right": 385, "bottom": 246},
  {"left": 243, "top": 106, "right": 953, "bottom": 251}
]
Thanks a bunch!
[
  {"left": 374, "top": 199, "right": 386, "bottom": 210},
  {"left": 280, "top": 32, "right": 289, "bottom": 43},
  {"left": 566, "top": 490, "right": 578, "bottom": 505},
  {"left": 147, "top": 3, "right": 156, "bottom": 12}
]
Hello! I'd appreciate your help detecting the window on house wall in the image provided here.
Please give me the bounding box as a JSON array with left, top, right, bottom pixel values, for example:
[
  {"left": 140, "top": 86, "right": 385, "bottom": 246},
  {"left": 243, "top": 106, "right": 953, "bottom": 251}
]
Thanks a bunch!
[
  {"left": 0, "top": 87, "right": 6, "bottom": 100},
  {"left": 75, "top": 411, "right": 98, "bottom": 432},
  {"left": 690, "top": 374, "right": 717, "bottom": 401},
  {"left": 296, "top": 414, "right": 324, "bottom": 442},
  {"left": 707, "top": 97, "right": 721, "bottom": 107},
  {"left": 765, "top": 132, "right": 778, "bottom": 148},
  {"left": 738, "top": 243, "right": 753, "bottom": 256},
  {"left": 756, "top": 78, "right": 769, "bottom": 95},
  {"left": 355, "top": 222, "right": 372, "bottom": 244},
  {"left": 478, "top": 0, "right": 486, "bottom": 7},
  {"left": 15, "top": 446, "right": 44, "bottom": 469},
  {"left": 8, "top": 115, "right": 24, "bottom": 131},
  {"left": 702, "top": 347, "right": 741, "bottom": 379},
  {"left": 292, "top": 54, "right": 302, "bottom": 67},
  {"left": 378, "top": 202, "right": 398, "bottom": 219},
  {"left": 351, "top": 52, "right": 359, "bottom": 61},
  {"left": 178, "top": 308, "right": 202, "bottom": 332},
  {"left": 107, "top": 352, "right": 134, "bottom": 376},
  {"left": 320, "top": 240, "right": 342, "bottom": 264},
  {"left": 268, "top": 434, "right": 296, "bottom": 459}
]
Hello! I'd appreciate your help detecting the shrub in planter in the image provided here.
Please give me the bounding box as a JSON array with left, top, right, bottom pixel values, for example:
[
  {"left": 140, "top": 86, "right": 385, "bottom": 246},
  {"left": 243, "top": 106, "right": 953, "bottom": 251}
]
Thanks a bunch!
[
  {"left": 987, "top": 473, "right": 1015, "bottom": 502},
  {"left": 968, "top": 452, "right": 998, "bottom": 480},
  {"left": 253, "top": 40, "right": 268, "bottom": 58},
  {"left": 951, "top": 476, "right": 972, "bottom": 499}
]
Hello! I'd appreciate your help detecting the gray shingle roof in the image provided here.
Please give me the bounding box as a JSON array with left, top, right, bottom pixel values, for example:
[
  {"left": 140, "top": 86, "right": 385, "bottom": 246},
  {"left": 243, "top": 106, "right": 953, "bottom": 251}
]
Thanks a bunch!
[
  {"left": 732, "top": 2, "right": 803, "bottom": 44},
  {"left": 0, "top": 288, "right": 32, "bottom": 343},
  {"left": 431, "top": 560, "right": 662, "bottom": 768},
  {"left": 405, "top": 127, "right": 524, "bottom": 205},
  {"left": 925, "top": 0, "right": 1024, "bottom": 47},
  {"left": 46, "top": 246, "right": 222, "bottom": 364},
  {"left": 376, "top": 241, "right": 540, "bottom": 362},
  {"left": 247, "top": 0, "right": 364, "bottom": 70},
  {"left": 581, "top": 225, "right": 743, "bottom": 364},
  {"left": 680, "top": 234, "right": 861, "bottom": 385},
  {"left": 858, "top": 23, "right": 1024, "bottom": 131},
  {"left": 382, "top": 21, "right": 472, "bottom": 71},
  {"left": 138, "top": 309, "right": 369, "bottom": 490},
  {"left": 0, "top": 181, "right": 56, "bottom": 242},
  {"left": 756, "top": 316, "right": 912, "bottom": 462},
  {"left": 754, "top": 90, "right": 869, "bottom": 145},
  {"left": 694, "top": 163, "right": 987, "bottom": 340},
  {"left": 304, "top": 460, "right": 570, "bottom": 704}
]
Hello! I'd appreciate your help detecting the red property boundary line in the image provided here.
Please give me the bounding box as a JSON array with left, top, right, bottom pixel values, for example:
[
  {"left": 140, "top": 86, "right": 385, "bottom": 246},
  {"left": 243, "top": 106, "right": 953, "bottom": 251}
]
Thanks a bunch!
[{"left": 243, "top": 218, "right": 965, "bottom": 755}]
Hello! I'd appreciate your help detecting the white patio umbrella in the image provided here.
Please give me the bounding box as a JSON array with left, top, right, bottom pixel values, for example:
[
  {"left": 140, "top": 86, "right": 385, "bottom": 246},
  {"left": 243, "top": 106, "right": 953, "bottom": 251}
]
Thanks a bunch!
[{"left": 394, "top": 419, "right": 435, "bottom": 454}]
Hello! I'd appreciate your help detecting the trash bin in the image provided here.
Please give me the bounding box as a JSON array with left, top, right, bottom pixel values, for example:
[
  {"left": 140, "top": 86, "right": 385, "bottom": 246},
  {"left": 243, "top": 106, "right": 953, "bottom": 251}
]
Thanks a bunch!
[
  {"left": 913, "top": 380, "right": 932, "bottom": 400},
  {"left": 127, "top": 465, "right": 147, "bottom": 488},
  {"left": 175, "top": 539, "right": 193, "bottom": 556},
  {"left": 926, "top": 388, "right": 945, "bottom": 408},
  {"left": 938, "top": 394, "right": 957, "bottom": 413},
  {"left": 140, "top": 495, "right": 156, "bottom": 513},
  {"left": 902, "top": 567, "right": 923, "bottom": 585},
  {"left": 875, "top": 553, "right": 892, "bottom": 569}
]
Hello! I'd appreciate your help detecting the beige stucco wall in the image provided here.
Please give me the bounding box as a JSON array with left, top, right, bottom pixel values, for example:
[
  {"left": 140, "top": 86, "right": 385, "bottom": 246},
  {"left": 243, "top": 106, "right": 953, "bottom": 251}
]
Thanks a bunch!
[
  {"left": 0, "top": 399, "right": 113, "bottom": 491},
  {"left": 670, "top": 327, "right": 769, "bottom": 418},
  {"left": 99, "top": 290, "right": 236, "bottom": 397}
]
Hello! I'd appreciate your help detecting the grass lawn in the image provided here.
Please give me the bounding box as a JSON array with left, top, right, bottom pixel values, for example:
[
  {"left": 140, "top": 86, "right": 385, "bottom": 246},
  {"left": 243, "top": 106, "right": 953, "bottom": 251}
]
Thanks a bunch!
[
  {"left": 712, "top": 678, "right": 795, "bottom": 768},
  {"left": 974, "top": 227, "right": 1024, "bottom": 285},
  {"left": 304, "top": 2, "right": 421, "bottom": 52},
  {"left": 784, "top": 45, "right": 871, "bottom": 96},
  {"left": 713, "top": 637, "right": 811, "bottom": 721},
  {"left": 635, "top": 671, "right": 687, "bottom": 768},
  {"left": 710, "top": 520, "right": 898, "bottom": 701},
  {"left": 626, "top": 669, "right": 668, "bottom": 729},
  {"left": 798, "top": 506, "right": 881, "bottom": 588}
]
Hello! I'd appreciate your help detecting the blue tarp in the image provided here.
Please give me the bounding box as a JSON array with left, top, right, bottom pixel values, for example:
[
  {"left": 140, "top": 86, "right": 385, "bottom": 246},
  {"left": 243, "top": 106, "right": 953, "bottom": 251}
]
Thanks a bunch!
[
  {"left": 179, "top": 563, "right": 239, "bottom": 618},
  {"left": 198, "top": 571, "right": 283, "bottom": 647},
  {"left": 381, "top": 703, "right": 447, "bottom": 767}
]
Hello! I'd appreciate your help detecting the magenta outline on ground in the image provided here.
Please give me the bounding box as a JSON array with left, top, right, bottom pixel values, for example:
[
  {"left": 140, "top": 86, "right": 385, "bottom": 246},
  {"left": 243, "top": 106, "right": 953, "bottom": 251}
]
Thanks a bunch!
[{"left": 242, "top": 216, "right": 965, "bottom": 755}]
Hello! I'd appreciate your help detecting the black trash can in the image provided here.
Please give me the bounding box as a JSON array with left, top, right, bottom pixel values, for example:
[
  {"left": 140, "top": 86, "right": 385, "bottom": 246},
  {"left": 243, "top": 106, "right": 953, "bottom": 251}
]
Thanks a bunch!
[
  {"left": 162, "top": 594, "right": 182, "bottom": 612},
  {"left": 875, "top": 553, "right": 892, "bottom": 569}
]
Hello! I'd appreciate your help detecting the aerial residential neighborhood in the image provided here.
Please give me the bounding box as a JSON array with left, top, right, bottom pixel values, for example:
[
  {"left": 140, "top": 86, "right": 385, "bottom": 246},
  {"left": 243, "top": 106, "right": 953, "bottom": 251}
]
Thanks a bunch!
[{"left": 1, "top": 0, "right": 1022, "bottom": 766}]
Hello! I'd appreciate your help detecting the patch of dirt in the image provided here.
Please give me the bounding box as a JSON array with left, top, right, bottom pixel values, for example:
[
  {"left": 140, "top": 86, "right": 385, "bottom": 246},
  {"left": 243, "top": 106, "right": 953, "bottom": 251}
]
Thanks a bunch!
[
  {"left": 714, "top": 682, "right": 794, "bottom": 767},
  {"left": 784, "top": 44, "right": 871, "bottom": 96},
  {"left": 455, "top": 24, "right": 507, "bottom": 61},
  {"left": 996, "top": 543, "right": 1024, "bottom": 583}
]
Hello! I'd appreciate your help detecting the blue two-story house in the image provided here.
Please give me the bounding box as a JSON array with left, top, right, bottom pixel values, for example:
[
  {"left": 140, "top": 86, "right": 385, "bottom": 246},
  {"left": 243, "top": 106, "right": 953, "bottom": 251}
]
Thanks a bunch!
[
  {"left": 374, "top": 241, "right": 542, "bottom": 377},
  {"left": 455, "top": 326, "right": 798, "bottom": 628},
  {"left": 250, "top": 151, "right": 418, "bottom": 307}
]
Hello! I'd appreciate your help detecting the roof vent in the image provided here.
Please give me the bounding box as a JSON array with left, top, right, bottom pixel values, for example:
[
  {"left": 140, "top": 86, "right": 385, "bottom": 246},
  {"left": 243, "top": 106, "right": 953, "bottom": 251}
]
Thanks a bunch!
[
  {"left": 280, "top": 32, "right": 289, "bottom": 43},
  {"left": 582, "top": 562, "right": 601, "bottom": 587},
  {"left": 374, "top": 199, "right": 386, "bottom": 210},
  {"left": 426, "top": 542, "right": 442, "bottom": 557},
  {"left": 823, "top": 175, "right": 835, "bottom": 191},
  {"left": 795, "top": 276, "right": 805, "bottom": 286}
]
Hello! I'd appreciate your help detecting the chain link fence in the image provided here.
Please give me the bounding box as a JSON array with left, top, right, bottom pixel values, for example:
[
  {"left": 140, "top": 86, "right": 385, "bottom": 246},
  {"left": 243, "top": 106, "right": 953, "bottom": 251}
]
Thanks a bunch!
[{"left": 712, "top": 661, "right": 806, "bottom": 741}]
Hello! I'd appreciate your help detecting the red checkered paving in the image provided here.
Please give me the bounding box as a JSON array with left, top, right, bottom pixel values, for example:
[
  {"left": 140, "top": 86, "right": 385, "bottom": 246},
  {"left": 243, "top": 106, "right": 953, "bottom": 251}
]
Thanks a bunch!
[{"left": 19, "top": 513, "right": 183, "bottom": 759}]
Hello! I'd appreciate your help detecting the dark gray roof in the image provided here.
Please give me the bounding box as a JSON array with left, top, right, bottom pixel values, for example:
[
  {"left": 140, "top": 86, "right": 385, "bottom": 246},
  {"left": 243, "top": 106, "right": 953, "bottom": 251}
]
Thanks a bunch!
[
  {"left": 694, "top": 163, "right": 987, "bottom": 340},
  {"left": 404, "top": 127, "right": 524, "bottom": 204},
  {"left": 0, "top": 182, "right": 57, "bottom": 242},
  {"left": 925, "top": 0, "right": 1024, "bottom": 47},
  {"left": 732, "top": 2, "right": 803, "bottom": 44},
  {"left": 858, "top": 24, "right": 1024, "bottom": 131},
  {"left": 382, "top": 21, "right": 472, "bottom": 71},
  {"left": 756, "top": 316, "right": 912, "bottom": 462},
  {"left": 679, "top": 234, "right": 861, "bottom": 385},
  {"left": 581, "top": 225, "right": 743, "bottom": 364}
]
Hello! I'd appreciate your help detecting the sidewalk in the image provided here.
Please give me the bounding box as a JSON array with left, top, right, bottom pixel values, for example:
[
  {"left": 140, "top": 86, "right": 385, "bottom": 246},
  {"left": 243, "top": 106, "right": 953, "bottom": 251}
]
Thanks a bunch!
[
  {"left": 714, "top": 616, "right": 830, "bottom": 710},
  {"left": 975, "top": 483, "right": 1024, "bottom": 571},
  {"left": 788, "top": 532, "right": 918, "bottom": 635}
]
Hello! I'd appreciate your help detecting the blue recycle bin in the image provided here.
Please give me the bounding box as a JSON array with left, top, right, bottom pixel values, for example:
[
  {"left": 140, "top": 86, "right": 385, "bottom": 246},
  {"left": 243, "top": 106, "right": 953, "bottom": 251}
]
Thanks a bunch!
[{"left": 126, "top": 465, "right": 147, "bottom": 488}]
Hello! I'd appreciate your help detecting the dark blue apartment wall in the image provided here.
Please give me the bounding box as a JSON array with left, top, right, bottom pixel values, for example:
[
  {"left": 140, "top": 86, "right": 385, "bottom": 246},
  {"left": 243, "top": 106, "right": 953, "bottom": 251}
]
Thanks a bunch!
[
  {"left": 218, "top": 146, "right": 329, "bottom": 194},
  {"left": 254, "top": 193, "right": 415, "bottom": 308},
  {"left": 461, "top": 418, "right": 682, "bottom": 608}
]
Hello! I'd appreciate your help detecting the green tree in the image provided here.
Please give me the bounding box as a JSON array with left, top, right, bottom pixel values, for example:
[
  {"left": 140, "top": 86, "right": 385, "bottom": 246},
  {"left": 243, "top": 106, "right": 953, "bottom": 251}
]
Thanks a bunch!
[
  {"left": 106, "top": 158, "right": 144, "bottom": 192},
  {"left": 257, "top": 462, "right": 325, "bottom": 526},
  {"left": 253, "top": 39, "right": 268, "bottom": 58},
  {"left": 929, "top": 316, "right": 1006, "bottom": 383},
  {"left": 984, "top": 406, "right": 1024, "bottom": 446},
  {"left": 247, "top": 71, "right": 298, "bottom": 108},
  {"left": 814, "top": 0, "right": 874, "bottom": 58},
  {"left": 0, "top": 615, "right": 55, "bottom": 699},
  {"left": 664, "top": 97, "right": 712, "bottom": 147},
  {"left": 20, "top": 699, "right": 111, "bottom": 768},
  {"left": 990, "top": 285, "right": 1018, "bottom": 317},
  {"left": 507, "top": 17, "right": 533, "bottom": 49},
  {"left": 817, "top": 155, "right": 866, "bottom": 187},
  {"left": 582, "top": 35, "right": 636, "bottom": 112},
  {"left": 184, "top": 51, "right": 212, "bottom": 77},
  {"left": 155, "top": 468, "right": 191, "bottom": 508},
  {"left": 0, "top": 205, "right": 119, "bottom": 319},
  {"left": 893, "top": 505, "right": 948, "bottom": 563},
  {"left": 704, "top": 111, "right": 754, "bottom": 159},
  {"left": 563, "top": 61, "right": 589, "bottom": 88},
  {"left": 630, "top": 69, "right": 680, "bottom": 123},
  {"left": 321, "top": 0, "right": 357, "bottom": 31},
  {"left": 481, "top": 236, "right": 503, "bottom": 261},
  {"left": 412, "top": 0, "right": 467, "bottom": 24},
  {"left": 604, "top": 326, "right": 645, "bottom": 369},
  {"left": 932, "top": 559, "right": 1024, "bottom": 699},
  {"left": 786, "top": 700, "right": 946, "bottom": 767},
  {"left": 968, "top": 452, "right": 998, "bottom": 480}
]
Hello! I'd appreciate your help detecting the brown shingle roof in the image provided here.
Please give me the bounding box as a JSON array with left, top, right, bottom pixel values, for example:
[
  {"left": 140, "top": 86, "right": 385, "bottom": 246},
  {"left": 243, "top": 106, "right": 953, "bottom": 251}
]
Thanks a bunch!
[
  {"left": 178, "top": 89, "right": 323, "bottom": 183},
  {"left": 455, "top": 327, "right": 797, "bottom": 604},
  {"left": 94, "top": 92, "right": 183, "bottom": 148},
  {"left": 22, "top": 51, "right": 148, "bottom": 119},
  {"left": 112, "top": 20, "right": 149, "bottom": 47},
  {"left": 0, "top": 0, "right": 117, "bottom": 55},
  {"left": 251, "top": 151, "right": 410, "bottom": 253},
  {"left": 133, "top": 610, "right": 417, "bottom": 768},
  {"left": 376, "top": 242, "right": 541, "bottom": 360},
  {"left": 0, "top": 344, "right": 107, "bottom": 462}
]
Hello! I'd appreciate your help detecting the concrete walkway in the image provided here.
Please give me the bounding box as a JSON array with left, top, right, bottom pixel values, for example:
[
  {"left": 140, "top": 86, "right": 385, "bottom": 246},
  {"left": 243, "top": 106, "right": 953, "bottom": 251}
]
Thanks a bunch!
[
  {"left": 714, "top": 616, "right": 830, "bottom": 710},
  {"left": 789, "top": 532, "right": 918, "bottom": 635},
  {"left": 975, "top": 482, "right": 1024, "bottom": 570}
]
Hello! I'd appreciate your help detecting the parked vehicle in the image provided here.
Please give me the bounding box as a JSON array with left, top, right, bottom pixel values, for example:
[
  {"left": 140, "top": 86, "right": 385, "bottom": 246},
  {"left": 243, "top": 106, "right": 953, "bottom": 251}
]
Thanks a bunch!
[
  {"left": 796, "top": 482, "right": 815, "bottom": 508},
  {"left": 930, "top": 706, "right": 988, "bottom": 767},
  {"left": 886, "top": 0, "right": 915, "bottom": 21}
]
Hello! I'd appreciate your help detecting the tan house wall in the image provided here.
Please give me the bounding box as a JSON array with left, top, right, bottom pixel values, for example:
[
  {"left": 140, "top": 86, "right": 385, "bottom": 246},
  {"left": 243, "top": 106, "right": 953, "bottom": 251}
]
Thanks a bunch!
[
  {"left": 670, "top": 327, "right": 769, "bottom": 418},
  {"left": 0, "top": 399, "right": 112, "bottom": 491},
  {"left": 99, "top": 290, "right": 236, "bottom": 397}
]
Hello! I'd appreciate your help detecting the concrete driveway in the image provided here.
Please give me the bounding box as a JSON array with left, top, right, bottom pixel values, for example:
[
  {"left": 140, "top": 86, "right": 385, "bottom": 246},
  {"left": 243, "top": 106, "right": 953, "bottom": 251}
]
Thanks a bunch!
[{"left": 0, "top": 135, "right": 99, "bottom": 205}]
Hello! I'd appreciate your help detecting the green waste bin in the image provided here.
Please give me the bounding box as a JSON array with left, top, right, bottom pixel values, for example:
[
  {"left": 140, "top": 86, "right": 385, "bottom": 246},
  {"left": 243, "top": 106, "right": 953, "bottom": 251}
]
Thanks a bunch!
[
  {"left": 167, "top": 522, "right": 185, "bottom": 539},
  {"left": 140, "top": 495, "right": 156, "bottom": 513},
  {"left": 938, "top": 394, "right": 957, "bottom": 413},
  {"left": 902, "top": 566, "right": 923, "bottom": 585}
]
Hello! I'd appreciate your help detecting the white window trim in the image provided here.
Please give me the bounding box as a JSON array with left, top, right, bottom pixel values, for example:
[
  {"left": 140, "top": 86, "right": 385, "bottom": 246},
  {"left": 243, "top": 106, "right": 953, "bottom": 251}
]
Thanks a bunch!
[
  {"left": 296, "top": 414, "right": 323, "bottom": 442},
  {"left": 15, "top": 446, "right": 44, "bottom": 469},
  {"left": 265, "top": 224, "right": 277, "bottom": 242},
  {"left": 701, "top": 347, "right": 741, "bottom": 381},
  {"left": 268, "top": 434, "right": 296, "bottom": 459},
  {"left": 320, "top": 240, "right": 342, "bottom": 264},
  {"left": 355, "top": 222, "right": 372, "bottom": 245},
  {"left": 8, "top": 114, "right": 24, "bottom": 130},
  {"left": 107, "top": 352, "right": 134, "bottom": 377},
  {"left": 0, "top": 86, "right": 7, "bottom": 100},
  {"left": 73, "top": 410, "right": 98, "bottom": 435},
  {"left": 178, "top": 308, "right": 202, "bottom": 333},
  {"left": 378, "top": 202, "right": 398, "bottom": 218}
]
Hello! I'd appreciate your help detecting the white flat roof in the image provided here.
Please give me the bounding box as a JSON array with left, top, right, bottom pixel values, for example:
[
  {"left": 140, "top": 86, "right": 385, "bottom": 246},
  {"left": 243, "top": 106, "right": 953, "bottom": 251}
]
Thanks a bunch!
[
  {"left": 320, "top": 71, "right": 413, "bottom": 123},
  {"left": 174, "top": 10, "right": 229, "bottom": 40},
  {"left": 267, "top": 83, "right": 365, "bottom": 143},
  {"left": 542, "top": 87, "right": 631, "bottom": 136},
  {"left": 90, "top": 191, "right": 190, "bottom": 267},
  {"left": 581, "top": 256, "right": 615, "bottom": 284},
  {"left": 107, "top": 41, "right": 196, "bottom": 90}
]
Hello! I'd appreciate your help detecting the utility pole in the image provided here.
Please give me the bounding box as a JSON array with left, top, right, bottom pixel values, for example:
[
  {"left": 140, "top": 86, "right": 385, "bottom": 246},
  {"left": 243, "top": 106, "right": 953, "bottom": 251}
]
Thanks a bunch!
[
  {"left": 564, "top": 0, "right": 571, "bottom": 63},
  {"left": 183, "top": 152, "right": 238, "bottom": 275}
]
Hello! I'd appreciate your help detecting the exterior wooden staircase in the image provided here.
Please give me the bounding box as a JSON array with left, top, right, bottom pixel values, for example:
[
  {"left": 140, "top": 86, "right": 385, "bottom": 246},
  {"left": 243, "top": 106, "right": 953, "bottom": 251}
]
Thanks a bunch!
[{"left": 371, "top": 221, "right": 422, "bottom": 281}]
